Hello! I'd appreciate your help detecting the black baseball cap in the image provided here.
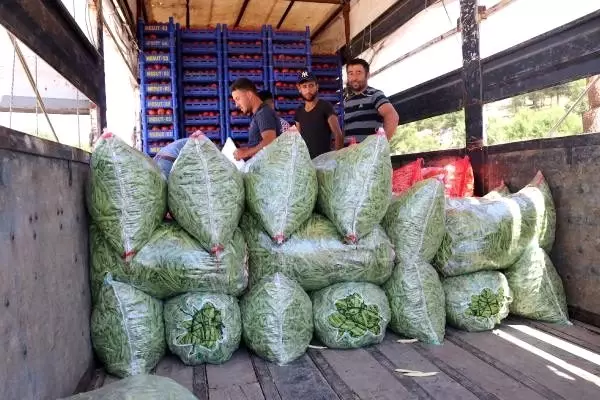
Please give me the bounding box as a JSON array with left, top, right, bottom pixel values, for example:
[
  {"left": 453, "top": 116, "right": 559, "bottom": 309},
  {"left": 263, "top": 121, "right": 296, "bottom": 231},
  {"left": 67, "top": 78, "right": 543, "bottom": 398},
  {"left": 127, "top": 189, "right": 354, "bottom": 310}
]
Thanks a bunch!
[{"left": 297, "top": 70, "right": 317, "bottom": 84}]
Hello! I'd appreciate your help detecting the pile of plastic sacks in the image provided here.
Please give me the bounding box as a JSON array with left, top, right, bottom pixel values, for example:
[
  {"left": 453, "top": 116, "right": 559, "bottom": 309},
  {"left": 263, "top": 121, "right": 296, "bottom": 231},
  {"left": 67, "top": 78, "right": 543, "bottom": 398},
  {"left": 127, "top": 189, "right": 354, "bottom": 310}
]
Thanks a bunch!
[{"left": 80, "top": 127, "right": 569, "bottom": 398}]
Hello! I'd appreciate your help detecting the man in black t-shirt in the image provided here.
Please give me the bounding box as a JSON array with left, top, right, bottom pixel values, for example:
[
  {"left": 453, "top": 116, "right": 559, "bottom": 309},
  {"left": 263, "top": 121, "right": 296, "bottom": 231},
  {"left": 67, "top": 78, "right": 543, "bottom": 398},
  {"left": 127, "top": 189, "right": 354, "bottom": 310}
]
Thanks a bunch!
[{"left": 294, "top": 70, "right": 343, "bottom": 159}]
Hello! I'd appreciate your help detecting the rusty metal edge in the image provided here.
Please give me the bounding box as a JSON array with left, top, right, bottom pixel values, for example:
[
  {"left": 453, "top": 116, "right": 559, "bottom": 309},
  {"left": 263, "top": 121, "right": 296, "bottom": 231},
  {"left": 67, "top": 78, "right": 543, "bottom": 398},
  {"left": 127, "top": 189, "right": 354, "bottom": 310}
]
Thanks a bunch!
[{"left": 0, "top": 126, "right": 90, "bottom": 164}]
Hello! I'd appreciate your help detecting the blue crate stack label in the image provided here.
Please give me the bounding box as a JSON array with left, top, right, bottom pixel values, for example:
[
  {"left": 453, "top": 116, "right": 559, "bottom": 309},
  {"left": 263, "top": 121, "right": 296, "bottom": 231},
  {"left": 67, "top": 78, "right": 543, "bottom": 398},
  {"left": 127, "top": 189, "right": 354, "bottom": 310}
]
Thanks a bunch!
[
  {"left": 139, "top": 17, "right": 179, "bottom": 156},
  {"left": 267, "top": 26, "right": 311, "bottom": 126},
  {"left": 223, "top": 25, "right": 269, "bottom": 145},
  {"left": 178, "top": 24, "right": 225, "bottom": 145},
  {"left": 311, "top": 52, "right": 344, "bottom": 143}
]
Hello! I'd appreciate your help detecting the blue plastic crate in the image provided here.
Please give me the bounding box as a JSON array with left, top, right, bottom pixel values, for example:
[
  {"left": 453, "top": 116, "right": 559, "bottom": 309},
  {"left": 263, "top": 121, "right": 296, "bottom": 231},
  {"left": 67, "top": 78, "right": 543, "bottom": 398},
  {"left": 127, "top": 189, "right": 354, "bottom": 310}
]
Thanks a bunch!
[
  {"left": 183, "top": 85, "right": 220, "bottom": 97},
  {"left": 273, "top": 86, "right": 298, "bottom": 96},
  {"left": 180, "top": 29, "right": 220, "bottom": 40},
  {"left": 312, "top": 55, "right": 339, "bottom": 64},
  {"left": 143, "top": 38, "right": 172, "bottom": 49},
  {"left": 144, "top": 53, "right": 172, "bottom": 64},
  {"left": 147, "top": 129, "right": 176, "bottom": 141},
  {"left": 270, "top": 29, "right": 308, "bottom": 42},
  {"left": 228, "top": 70, "right": 265, "bottom": 82},
  {"left": 147, "top": 115, "right": 174, "bottom": 125},
  {"left": 230, "top": 130, "right": 249, "bottom": 140},
  {"left": 319, "top": 93, "right": 341, "bottom": 103},
  {"left": 185, "top": 116, "right": 220, "bottom": 125},
  {"left": 145, "top": 83, "right": 172, "bottom": 94},
  {"left": 272, "top": 57, "right": 307, "bottom": 68},
  {"left": 145, "top": 69, "right": 172, "bottom": 80},
  {"left": 182, "top": 57, "right": 218, "bottom": 68},
  {"left": 181, "top": 42, "right": 219, "bottom": 54},
  {"left": 148, "top": 140, "right": 174, "bottom": 156},
  {"left": 146, "top": 98, "right": 173, "bottom": 109},
  {"left": 272, "top": 43, "right": 306, "bottom": 55},
  {"left": 281, "top": 114, "right": 295, "bottom": 123},
  {"left": 184, "top": 99, "right": 220, "bottom": 111},
  {"left": 183, "top": 71, "right": 219, "bottom": 82},
  {"left": 227, "top": 43, "right": 263, "bottom": 54},
  {"left": 228, "top": 57, "right": 264, "bottom": 68},
  {"left": 314, "top": 69, "right": 341, "bottom": 77},
  {"left": 226, "top": 29, "right": 264, "bottom": 40},
  {"left": 317, "top": 79, "right": 343, "bottom": 90},
  {"left": 230, "top": 114, "right": 252, "bottom": 125},
  {"left": 275, "top": 99, "right": 302, "bottom": 110},
  {"left": 273, "top": 71, "right": 301, "bottom": 82}
]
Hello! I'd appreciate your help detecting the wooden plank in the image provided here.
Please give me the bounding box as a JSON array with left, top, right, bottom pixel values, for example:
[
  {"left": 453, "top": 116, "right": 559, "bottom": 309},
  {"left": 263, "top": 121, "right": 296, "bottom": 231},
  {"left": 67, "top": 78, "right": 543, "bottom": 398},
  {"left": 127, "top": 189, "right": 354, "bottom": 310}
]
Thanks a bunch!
[
  {"left": 206, "top": 347, "right": 265, "bottom": 400},
  {"left": 154, "top": 355, "right": 194, "bottom": 393},
  {"left": 250, "top": 354, "right": 282, "bottom": 400},
  {"left": 266, "top": 353, "right": 339, "bottom": 400},
  {"left": 510, "top": 318, "right": 600, "bottom": 354},
  {"left": 374, "top": 336, "right": 479, "bottom": 400},
  {"left": 317, "top": 347, "right": 418, "bottom": 400},
  {"left": 307, "top": 349, "right": 360, "bottom": 400},
  {"left": 412, "top": 338, "right": 547, "bottom": 400},
  {"left": 447, "top": 328, "right": 600, "bottom": 400}
]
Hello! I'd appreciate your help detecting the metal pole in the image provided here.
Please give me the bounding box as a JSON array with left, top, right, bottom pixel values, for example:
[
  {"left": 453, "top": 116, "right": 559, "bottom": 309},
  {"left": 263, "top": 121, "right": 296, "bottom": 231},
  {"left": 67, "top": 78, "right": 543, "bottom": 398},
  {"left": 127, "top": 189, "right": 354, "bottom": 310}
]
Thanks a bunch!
[
  {"left": 548, "top": 75, "right": 600, "bottom": 137},
  {"left": 7, "top": 32, "right": 59, "bottom": 142}
]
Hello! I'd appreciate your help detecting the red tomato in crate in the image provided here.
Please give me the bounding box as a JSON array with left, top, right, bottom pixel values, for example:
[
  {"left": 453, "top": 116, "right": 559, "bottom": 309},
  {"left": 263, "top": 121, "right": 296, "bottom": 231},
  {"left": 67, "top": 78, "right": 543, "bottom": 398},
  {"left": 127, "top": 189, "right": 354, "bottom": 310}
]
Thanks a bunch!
[
  {"left": 148, "top": 110, "right": 157, "bottom": 116},
  {"left": 165, "top": 110, "right": 172, "bottom": 115},
  {"left": 157, "top": 109, "right": 166, "bottom": 115},
  {"left": 161, "top": 126, "right": 169, "bottom": 131}
]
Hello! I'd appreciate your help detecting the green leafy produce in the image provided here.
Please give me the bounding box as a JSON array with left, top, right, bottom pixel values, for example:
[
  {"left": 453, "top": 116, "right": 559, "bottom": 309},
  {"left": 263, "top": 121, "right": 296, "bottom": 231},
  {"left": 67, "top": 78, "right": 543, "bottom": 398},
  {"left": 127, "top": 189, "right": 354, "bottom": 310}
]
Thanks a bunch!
[
  {"left": 434, "top": 197, "right": 535, "bottom": 277},
  {"left": 165, "top": 293, "right": 242, "bottom": 365},
  {"left": 483, "top": 182, "right": 511, "bottom": 200},
  {"left": 87, "top": 133, "right": 167, "bottom": 260},
  {"left": 383, "top": 259, "right": 445, "bottom": 345},
  {"left": 241, "top": 213, "right": 394, "bottom": 291},
  {"left": 443, "top": 271, "right": 512, "bottom": 332},
  {"left": 240, "top": 273, "right": 313, "bottom": 365},
  {"left": 382, "top": 178, "right": 445, "bottom": 263},
  {"left": 505, "top": 245, "right": 570, "bottom": 324},
  {"left": 515, "top": 171, "right": 556, "bottom": 252},
  {"left": 91, "top": 274, "right": 165, "bottom": 378},
  {"left": 130, "top": 223, "right": 248, "bottom": 299},
  {"left": 90, "top": 224, "right": 127, "bottom": 305},
  {"left": 91, "top": 223, "right": 248, "bottom": 300},
  {"left": 312, "top": 283, "right": 390, "bottom": 349},
  {"left": 58, "top": 375, "right": 198, "bottom": 400},
  {"left": 244, "top": 131, "right": 317, "bottom": 244},
  {"left": 313, "top": 134, "right": 392, "bottom": 243},
  {"left": 168, "top": 135, "right": 244, "bottom": 254}
]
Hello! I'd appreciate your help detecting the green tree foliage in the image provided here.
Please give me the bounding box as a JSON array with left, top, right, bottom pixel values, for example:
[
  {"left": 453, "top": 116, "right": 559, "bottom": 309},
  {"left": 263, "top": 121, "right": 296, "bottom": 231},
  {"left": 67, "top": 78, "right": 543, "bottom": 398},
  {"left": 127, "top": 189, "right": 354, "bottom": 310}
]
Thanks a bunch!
[{"left": 390, "top": 79, "right": 588, "bottom": 154}]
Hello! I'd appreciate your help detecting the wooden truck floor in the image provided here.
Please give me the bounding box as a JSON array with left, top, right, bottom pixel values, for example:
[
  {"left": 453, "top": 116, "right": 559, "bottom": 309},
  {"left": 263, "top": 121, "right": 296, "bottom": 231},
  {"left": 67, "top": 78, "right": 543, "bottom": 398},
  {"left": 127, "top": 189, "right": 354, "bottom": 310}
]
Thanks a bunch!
[{"left": 86, "top": 318, "right": 600, "bottom": 400}]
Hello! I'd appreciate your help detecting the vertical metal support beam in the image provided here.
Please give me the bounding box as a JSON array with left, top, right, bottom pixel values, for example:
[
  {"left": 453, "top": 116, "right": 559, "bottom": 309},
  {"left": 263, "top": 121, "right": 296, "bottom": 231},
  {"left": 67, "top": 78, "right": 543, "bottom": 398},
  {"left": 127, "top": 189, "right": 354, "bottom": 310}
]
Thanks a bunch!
[
  {"left": 459, "top": 0, "right": 486, "bottom": 195},
  {"left": 96, "top": 0, "right": 107, "bottom": 134}
]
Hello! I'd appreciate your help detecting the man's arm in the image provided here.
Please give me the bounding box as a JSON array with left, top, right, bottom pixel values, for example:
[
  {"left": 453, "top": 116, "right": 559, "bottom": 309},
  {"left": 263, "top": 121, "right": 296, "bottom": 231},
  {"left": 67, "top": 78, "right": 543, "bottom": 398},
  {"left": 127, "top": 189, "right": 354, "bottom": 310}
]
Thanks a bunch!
[
  {"left": 327, "top": 115, "right": 344, "bottom": 150},
  {"left": 237, "top": 130, "right": 276, "bottom": 159},
  {"left": 373, "top": 91, "right": 399, "bottom": 140}
]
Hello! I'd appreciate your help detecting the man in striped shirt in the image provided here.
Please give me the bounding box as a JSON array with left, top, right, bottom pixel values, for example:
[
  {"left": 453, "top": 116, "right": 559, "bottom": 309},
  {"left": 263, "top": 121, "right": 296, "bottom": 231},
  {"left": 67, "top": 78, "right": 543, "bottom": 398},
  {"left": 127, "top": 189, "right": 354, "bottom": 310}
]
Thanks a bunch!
[{"left": 343, "top": 58, "right": 399, "bottom": 142}]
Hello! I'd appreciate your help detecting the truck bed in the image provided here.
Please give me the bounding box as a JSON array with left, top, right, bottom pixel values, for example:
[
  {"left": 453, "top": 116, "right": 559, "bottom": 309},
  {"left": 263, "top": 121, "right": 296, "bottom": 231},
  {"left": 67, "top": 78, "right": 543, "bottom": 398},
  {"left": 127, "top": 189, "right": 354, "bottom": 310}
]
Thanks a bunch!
[{"left": 86, "top": 318, "right": 600, "bottom": 399}]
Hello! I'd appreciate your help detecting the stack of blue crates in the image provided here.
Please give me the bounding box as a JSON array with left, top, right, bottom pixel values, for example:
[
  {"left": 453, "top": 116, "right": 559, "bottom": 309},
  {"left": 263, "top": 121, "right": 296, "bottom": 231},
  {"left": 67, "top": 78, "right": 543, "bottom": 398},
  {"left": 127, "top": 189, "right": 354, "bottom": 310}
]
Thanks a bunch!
[
  {"left": 222, "top": 26, "right": 269, "bottom": 142},
  {"left": 311, "top": 53, "right": 344, "bottom": 130},
  {"left": 178, "top": 25, "right": 225, "bottom": 145},
  {"left": 138, "top": 18, "right": 179, "bottom": 156},
  {"left": 267, "top": 26, "right": 311, "bottom": 125}
]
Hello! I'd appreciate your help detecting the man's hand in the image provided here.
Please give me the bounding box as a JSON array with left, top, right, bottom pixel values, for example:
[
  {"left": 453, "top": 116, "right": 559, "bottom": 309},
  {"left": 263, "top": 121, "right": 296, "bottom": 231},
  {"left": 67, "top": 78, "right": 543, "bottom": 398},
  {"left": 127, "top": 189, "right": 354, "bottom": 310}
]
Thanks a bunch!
[
  {"left": 233, "top": 148, "right": 251, "bottom": 161},
  {"left": 377, "top": 103, "right": 400, "bottom": 140}
]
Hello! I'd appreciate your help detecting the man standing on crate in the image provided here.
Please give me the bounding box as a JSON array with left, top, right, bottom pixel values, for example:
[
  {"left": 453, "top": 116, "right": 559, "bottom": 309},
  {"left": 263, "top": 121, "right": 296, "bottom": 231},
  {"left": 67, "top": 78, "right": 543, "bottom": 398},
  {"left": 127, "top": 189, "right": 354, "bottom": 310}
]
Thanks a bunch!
[
  {"left": 343, "top": 58, "right": 399, "bottom": 141},
  {"left": 231, "top": 78, "right": 282, "bottom": 161},
  {"left": 294, "top": 70, "right": 344, "bottom": 159}
]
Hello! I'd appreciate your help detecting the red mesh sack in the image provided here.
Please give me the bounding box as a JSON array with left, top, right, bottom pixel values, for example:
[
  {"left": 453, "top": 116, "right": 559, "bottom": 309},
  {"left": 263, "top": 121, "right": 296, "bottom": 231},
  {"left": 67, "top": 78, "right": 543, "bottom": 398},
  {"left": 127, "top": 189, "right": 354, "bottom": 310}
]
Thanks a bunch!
[
  {"left": 444, "top": 156, "right": 474, "bottom": 197},
  {"left": 392, "top": 158, "right": 424, "bottom": 195}
]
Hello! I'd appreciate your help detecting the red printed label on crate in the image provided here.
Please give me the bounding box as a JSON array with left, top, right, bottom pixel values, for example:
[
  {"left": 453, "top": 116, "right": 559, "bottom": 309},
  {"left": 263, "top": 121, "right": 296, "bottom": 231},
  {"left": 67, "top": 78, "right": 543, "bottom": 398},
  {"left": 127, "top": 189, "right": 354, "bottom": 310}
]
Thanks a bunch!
[
  {"left": 146, "top": 25, "right": 168, "bottom": 32},
  {"left": 146, "top": 55, "right": 170, "bottom": 62}
]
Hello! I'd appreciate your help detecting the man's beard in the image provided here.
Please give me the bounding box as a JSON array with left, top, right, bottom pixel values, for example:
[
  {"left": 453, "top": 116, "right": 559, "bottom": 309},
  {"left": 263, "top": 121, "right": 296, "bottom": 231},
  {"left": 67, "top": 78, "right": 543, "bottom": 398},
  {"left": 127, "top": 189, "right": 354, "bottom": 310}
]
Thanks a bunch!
[{"left": 301, "top": 93, "right": 316, "bottom": 102}]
